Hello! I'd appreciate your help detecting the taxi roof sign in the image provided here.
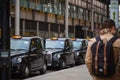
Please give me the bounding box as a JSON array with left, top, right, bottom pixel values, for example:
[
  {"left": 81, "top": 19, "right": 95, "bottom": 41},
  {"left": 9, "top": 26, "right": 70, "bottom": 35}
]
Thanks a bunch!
[
  {"left": 12, "top": 35, "right": 22, "bottom": 39},
  {"left": 70, "top": 38, "right": 76, "bottom": 41},
  {"left": 50, "top": 37, "right": 58, "bottom": 40}
]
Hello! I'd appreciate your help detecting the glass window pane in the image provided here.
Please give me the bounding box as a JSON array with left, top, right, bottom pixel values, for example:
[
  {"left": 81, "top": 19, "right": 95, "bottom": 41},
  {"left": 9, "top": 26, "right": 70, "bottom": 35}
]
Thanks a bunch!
[
  {"left": 86, "top": 10, "right": 88, "bottom": 20},
  {"left": 79, "top": 8, "right": 83, "bottom": 19}
]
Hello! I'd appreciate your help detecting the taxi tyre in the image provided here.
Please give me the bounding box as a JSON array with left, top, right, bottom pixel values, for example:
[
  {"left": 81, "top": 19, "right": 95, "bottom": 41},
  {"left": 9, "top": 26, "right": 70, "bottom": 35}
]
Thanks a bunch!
[
  {"left": 77, "top": 57, "right": 82, "bottom": 65},
  {"left": 78, "top": 53, "right": 85, "bottom": 64},
  {"left": 78, "top": 53, "right": 84, "bottom": 64},
  {"left": 40, "top": 62, "right": 47, "bottom": 74},
  {"left": 59, "top": 59, "right": 66, "bottom": 69},
  {"left": 21, "top": 65, "right": 30, "bottom": 78},
  {"left": 70, "top": 58, "right": 75, "bottom": 67},
  {"left": 75, "top": 55, "right": 82, "bottom": 65},
  {"left": 82, "top": 53, "right": 86, "bottom": 63}
]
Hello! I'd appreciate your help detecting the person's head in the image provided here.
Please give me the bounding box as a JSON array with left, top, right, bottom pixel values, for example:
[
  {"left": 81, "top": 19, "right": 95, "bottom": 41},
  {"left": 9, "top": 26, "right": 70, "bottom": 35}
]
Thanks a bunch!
[{"left": 101, "top": 19, "right": 116, "bottom": 34}]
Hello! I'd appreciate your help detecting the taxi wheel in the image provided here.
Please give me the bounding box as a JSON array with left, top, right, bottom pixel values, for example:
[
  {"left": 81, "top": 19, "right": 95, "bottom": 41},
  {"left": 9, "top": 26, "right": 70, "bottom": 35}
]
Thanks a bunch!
[
  {"left": 21, "top": 65, "right": 30, "bottom": 78},
  {"left": 40, "top": 63, "right": 47, "bottom": 74},
  {"left": 59, "top": 59, "right": 66, "bottom": 69},
  {"left": 82, "top": 54, "right": 85, "bottom": 63},
  {"left": 70, "top": 59, "right": 75, "bottom": 67},
  {"left": 77, "top": 58, "right": 82, "bottom": 65}
]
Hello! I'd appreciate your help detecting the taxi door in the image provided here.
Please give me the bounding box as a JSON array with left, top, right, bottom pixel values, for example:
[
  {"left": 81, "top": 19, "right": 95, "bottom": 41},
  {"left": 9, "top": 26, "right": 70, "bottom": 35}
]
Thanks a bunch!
[
  {"left": 64, "top": 39, "right": 74, "bottom": 66},
  {"left": 29, "top": 38, "right": 44, "bottom": 70}
]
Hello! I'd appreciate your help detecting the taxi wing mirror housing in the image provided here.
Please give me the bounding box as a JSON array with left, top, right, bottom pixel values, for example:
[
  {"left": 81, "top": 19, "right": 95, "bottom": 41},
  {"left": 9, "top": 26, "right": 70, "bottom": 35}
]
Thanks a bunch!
[
  {"left": 83, "top": 46, "right": 87, "bottom": 50},
  {"left": 65, "top": 46, "right": 71, "bottom": 51},
  {"left": 30, "top": 47, "right": 37, "bottom": 52}
]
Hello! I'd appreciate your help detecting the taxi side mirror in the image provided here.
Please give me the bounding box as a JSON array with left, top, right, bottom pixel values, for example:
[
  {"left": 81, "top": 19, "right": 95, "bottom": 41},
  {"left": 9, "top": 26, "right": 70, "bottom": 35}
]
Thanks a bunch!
[
  {"left": 65, "top": 46, "right": 71, "bottom": 51},
  {"left": 30, "top": 47, "right": 37, "bottom": 52},
  {"left": 83, "top": 46, "right": 87, "bottom": 50}
]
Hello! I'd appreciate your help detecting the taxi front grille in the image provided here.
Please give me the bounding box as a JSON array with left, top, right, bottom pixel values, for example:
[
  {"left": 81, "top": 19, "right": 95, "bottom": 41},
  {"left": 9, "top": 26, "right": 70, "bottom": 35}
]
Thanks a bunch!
[{"left": 47, "top": 54, "right": 52, "bottom": 62}]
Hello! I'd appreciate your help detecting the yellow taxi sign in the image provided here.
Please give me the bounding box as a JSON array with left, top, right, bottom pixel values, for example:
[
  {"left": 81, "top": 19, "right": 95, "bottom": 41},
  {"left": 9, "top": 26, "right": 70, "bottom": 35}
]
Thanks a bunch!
[
  {"left": 86, "top": 36, "right": 90, "bottom": 41},
  {"left": 70, "top": 38, "right": 76, "bottom": 41},
  {"left": 12, "top": 35, "right": 22, "bottom": 39},
  {"left": 50, "top": 37, "right": 58, "bottom": 40}
]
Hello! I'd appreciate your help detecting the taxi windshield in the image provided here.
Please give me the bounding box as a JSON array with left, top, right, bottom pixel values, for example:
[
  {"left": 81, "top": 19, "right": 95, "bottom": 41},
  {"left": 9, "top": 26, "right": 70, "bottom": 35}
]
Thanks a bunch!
[
  {"left": 46, "top": 40, "right": 64, "bottom": 49},
  {"left": 11, "top": 39, "right": 30, "bottom": 51},
  {"left": 73, "top": 41, "right": 82, "bottom": 50}
]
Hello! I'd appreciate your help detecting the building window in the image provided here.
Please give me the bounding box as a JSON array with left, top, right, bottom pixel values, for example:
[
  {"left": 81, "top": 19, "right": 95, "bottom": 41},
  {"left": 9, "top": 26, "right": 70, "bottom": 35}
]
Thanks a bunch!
[
  {"left": 85, "top": 10, "right": 88, "bottom": 21},
  {"left": 68, "top": 5, "right": 77, "bottom": 18},
  {"left": 68, "top": 4, "right": 71, "bottom": 17},
  {"left": 79, "top": 8, "right": 84, "bottom": 19},
  {"left": 99, "top": 15, "right": 102, "bottom": 23},
  {"left": 58, "top": 0, "right": 64, "bottom": 15},
  {"left": 87, "top": 10, "right": 89, "bottom": 21},
  {"left": 71, "top": 5, "right": 74, "bottom": 18},
  {"left": 73, "top": 6, "right": 76, "bottom": 18},
  {"left": 94, "top": 13, "right": 97, "bottom": 22}
]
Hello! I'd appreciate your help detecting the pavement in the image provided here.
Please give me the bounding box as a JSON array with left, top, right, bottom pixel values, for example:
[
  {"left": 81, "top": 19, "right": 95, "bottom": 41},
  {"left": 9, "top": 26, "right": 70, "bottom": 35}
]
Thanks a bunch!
[{"left": 24, "top": 64, "right": 93, "bottom": 80}]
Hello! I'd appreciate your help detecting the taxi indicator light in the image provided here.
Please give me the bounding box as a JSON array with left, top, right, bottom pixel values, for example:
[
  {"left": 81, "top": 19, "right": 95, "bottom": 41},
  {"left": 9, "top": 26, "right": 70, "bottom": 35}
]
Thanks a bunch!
[
  {"left": 50, "top": 37, "right": 58, "bottom": 40},
  {"left": 12, "top": 35, "right": 22, "bottom": 39},
  {"left": 71, "top": 38, "right": 76, "bottom": 41}
]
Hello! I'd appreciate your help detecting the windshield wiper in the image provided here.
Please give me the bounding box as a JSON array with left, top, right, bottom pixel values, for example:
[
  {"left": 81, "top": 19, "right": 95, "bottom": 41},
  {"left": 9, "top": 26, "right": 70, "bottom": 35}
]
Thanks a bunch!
[
  {"left": 55, "top": 48, "right": 63, "bottom": 49},
  {"left": 46, "top": 47, "right": 53, "bottom": 49},
  {"left": 10, "top": 49, "right": 16, "bottom": 51},
  {"left": 15, "top": 49, "right": 27, "bottom": 51}
]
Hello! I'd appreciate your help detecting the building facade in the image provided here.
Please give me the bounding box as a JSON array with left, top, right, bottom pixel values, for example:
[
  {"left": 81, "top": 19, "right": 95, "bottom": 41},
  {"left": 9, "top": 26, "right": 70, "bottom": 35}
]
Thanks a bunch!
[{"left": 10, "top": 0, "right": 108, "bottom": 38}]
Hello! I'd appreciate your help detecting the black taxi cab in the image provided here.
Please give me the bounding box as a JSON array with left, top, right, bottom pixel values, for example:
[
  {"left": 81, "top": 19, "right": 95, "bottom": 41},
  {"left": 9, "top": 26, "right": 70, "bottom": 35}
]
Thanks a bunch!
[
  {"left": 10, "top": 36, "right": 47, "bottom": 78},
  {"left": 45, "top": 37, "right": 75, "bottom": 69},
  {"left": 71, "top": 38, "right": 88, "bottom": 65}
]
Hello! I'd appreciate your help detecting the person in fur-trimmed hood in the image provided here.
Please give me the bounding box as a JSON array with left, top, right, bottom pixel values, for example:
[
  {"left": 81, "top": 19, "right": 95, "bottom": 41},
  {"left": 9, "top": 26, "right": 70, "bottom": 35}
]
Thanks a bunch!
[{"left": 85, "top": 19, "right": 120, "bottom": 80}]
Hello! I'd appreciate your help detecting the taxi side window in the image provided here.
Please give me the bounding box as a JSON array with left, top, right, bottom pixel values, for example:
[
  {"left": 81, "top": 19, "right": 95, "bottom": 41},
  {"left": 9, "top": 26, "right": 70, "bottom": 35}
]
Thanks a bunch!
[
  {"left": 36, "top": 38, "right": 43, "bottom": 50},
  {"left": 30, "top": 39, "right": 37, "bottom": 52},
  {"left": 82, "top": 40, "right": 87, "bottom": 50},
  {"left": 82, "top": 40, "right": 85, "bottom": 47},
  {"left": 30, "top": 38, "right": 43, "bottom": 52},
  {"left": 65, "top": 39, "right": 72, "bottom": 50},
  {"left": 69, "top": 40, "right": 73, "bottom": 49}
]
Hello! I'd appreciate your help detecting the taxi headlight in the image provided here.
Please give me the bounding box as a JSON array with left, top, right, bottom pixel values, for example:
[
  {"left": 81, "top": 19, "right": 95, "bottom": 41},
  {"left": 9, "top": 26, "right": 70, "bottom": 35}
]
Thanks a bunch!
[
  {"left": 53, "top": 54, "right": 61, "bottom": 60},
  {"left": 76, "top": 52, "right": 79, "bottom": 55},
  {"left": 57, "top": 54, "right": 61, "bottom": 58},
  {"left": 16, "top": 57, "right": 22, "bottom": 63}
]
